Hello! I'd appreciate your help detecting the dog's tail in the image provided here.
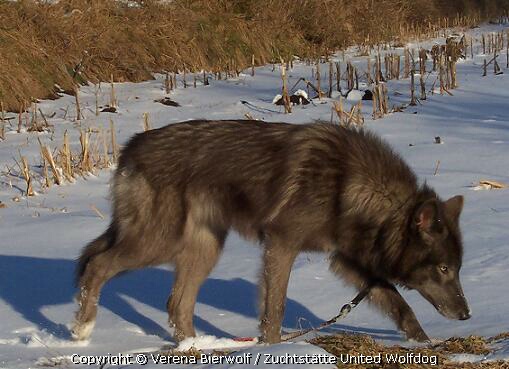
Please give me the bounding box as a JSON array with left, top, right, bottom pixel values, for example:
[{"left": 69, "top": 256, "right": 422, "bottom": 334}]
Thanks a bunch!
[{"left": 75, "top": 224, "right": 116, "bottom": 286}]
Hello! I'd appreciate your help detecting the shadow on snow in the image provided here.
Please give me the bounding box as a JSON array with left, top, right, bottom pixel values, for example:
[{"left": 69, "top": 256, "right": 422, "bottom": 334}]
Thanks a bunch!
[{"left": 0, "top": 255, "right": 399, "bottom": 342}]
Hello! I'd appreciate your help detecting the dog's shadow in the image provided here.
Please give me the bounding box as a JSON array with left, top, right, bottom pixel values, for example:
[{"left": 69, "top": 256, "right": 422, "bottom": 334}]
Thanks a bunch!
[{"left": 0, "top": 255, "right": 399, "bottom": 342}]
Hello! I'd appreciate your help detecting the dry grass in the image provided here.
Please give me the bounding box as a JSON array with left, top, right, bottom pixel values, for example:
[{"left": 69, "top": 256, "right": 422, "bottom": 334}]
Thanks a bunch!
[
  {"left": 0, "top": 0, "right": 507, "bottom": 111},
  {"left": 9, "top": 121, "right": 121, "bottom": 196},
  {"left": 433, "top": 335, "right": 492, "bottom": 355},
  {"left": 311, "top": 333, "right": 509, "bottom": 368}
]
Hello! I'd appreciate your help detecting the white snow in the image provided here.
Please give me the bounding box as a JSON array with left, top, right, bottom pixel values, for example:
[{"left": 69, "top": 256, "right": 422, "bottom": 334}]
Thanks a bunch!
[
  {"left": 345, "top": 89, "right": 364, "bottom": 101},
  {"left": 24, "top": 330, "right": 89, "bottom": 348},
  {"left": 271, "top": 94, "right": 283, "bottom": 104},
  {"left": 177, "top": 335, "right": 258, "bottom": 351},
  {"left": 449, "top": 337, "right": 509, "bottom": 364},
  {"left": 0, "top": 23, "right": 508, "bottom": 368},
  {"left": 293, "top": 89, "right": 309, "bottom": 99}
]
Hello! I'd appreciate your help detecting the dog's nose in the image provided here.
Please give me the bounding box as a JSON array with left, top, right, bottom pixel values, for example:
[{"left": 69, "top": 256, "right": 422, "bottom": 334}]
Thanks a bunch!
[{"left": 459, "top": 311, "right": 471, "bottom": 320}]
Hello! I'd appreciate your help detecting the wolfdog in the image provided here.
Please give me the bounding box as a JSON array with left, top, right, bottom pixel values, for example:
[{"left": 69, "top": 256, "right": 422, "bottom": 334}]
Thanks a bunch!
[{"left": 72, "top": 120, "right": 470, "bottom": 343}]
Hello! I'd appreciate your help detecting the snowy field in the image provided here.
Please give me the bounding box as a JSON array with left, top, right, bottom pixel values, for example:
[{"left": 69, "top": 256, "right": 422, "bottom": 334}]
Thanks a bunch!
[{"left": 1, "top": 24, "right": 509, "bottom": 368}]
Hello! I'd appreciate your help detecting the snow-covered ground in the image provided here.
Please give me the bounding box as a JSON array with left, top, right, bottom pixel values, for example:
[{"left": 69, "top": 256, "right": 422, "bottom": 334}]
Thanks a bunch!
[{"left": 1, "top": 24, "right": 509, "bottom": 368}]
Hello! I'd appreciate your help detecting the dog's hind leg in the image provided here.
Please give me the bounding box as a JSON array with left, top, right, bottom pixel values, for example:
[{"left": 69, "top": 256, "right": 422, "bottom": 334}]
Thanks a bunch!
[
  {"left": 167, "top": 217, "right": 225, "bottom": 342},
  {"left": 330, "top": 257, "right": 428, "bottom": 342},
  {"left": 166, "top": 288, "right": 175, "bottom": 327},
  {"left": 72, "top": 247, "right": 128, "bottom": 340},
  {"left": 72, "top": 236, "right": 146, "bottom": 341},
  {"left": 259, "top": 239, "right": 299, "bottom": 344}
]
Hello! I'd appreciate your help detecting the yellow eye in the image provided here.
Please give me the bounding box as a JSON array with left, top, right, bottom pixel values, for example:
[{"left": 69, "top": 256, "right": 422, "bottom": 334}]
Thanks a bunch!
[{"left": 440, "top": 265, "right": 448, "bottom": 273}]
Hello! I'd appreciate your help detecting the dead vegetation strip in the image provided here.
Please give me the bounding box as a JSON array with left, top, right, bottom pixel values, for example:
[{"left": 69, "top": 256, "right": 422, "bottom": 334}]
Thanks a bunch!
[
  {"left": 311, "top": 333, "right": 509, "bottom": 368},
  {"left": 0, "top": 0, "right": 506, "bottom": 111}
]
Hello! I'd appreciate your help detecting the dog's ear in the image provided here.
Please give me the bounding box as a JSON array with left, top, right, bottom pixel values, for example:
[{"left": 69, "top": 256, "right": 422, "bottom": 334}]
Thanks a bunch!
[
  {"left": 444, "top": 195, "right": 463, "bottom": 222},
  {"left": 414, "top": 199, "right": 439, "bottom": 234}
]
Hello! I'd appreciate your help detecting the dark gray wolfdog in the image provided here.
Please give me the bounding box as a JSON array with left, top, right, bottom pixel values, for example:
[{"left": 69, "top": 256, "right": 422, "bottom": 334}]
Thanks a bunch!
[{"left": 72, "top": 120, "right": 470, "bottom": 343}]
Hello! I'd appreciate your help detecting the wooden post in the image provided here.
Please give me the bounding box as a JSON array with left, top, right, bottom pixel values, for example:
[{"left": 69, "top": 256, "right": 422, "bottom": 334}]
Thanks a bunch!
[
  {"left": 376, "top": 85, "right": 383, "bottom": 118},
  {"left": 372, "top": 85, "right": 378, "bottom": 119},
  {"left": 328, "top": 61, "right": 333, "bottom": 98},
  {"left": 0, "top": 101, "right": 4, "bottom": 140},
  {"left": 445, "top": 53, "right": 451, "bottom": 89},
  {"left": 110, "top": 74, "right": 117, "bottom": 108},
  {"left": 382, "top": 84, "right": 388, "bottom": 114},
  {"left": 203, "top": 70, "right": 209, "bottom": 86},
  {"left": 493, "top": 49, "right": 498, "bottom": 74},
  {"left": 366, "top": 57, "right": 372, "bottom": 83},
  {"left": 384, "top": 55, "right": 390, "bottom": 80},
  {"left": 439, "top": 54, "right": 444, "bottom": 93},
  {"left": 75, "top": 85, "right": 81, "bottom": 121},
  {"left": 410, "top": 65, "right": 417, "bottom": 105},
  {"left": 110, "top": 119, "right": 118, "bottom": 163},
  {"left": 420, "top": 72, "right": 426, "bottom": 100},
  {"left": 506, "top": 33, "right": 509, "bottom": 68},
  {"left": 165, "top": 72, "right": 171, "bottom": 93},
  {"left": 316, "top": 59, "right": 322, "bottom": 100},
  {"left": 394, "top": 55, "right": 400, "bottom": 80},
  {"left": 335, "top": 61, "right": 341, "bottom": 93},
  {"left": 281, "top": 60, "right": 292, "bottom": 114},
  {"left": 419, "top": 49, "right": 427, "bottom": 100},
  {"left": 18, "top": 103, "right": 23, "bottom": 133},
  {"left": 377, "top": 53, "right": 382, "bottom": 82},
  {"left": 143, "top": 112, "right": 150, "bottom": 131},
  {"left": 404, "top": 48, "right": 410, "bottom": 78},
  {"left": 450, "top": 56, "right": 457, "bottom": 88},
  {"left": 95, "top": 83, "right": 100, "bottom": 116}
]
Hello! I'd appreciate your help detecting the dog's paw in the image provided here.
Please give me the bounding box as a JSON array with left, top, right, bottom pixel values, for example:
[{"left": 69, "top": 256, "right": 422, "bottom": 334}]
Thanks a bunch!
[
  {"left": 406, "top": 330, "right": 430, "bottom": 343},
  {"left": 71, "top": 320, "right": 95, "bottom": 341}
]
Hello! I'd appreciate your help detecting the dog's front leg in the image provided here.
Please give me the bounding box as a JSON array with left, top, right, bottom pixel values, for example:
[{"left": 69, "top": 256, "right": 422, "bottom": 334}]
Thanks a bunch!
[
  {"left": 331, "top": 258, "right": 429, "bottom": 342},
  {"left": 368, "top": 281, "right": 429, "bottom": 342}
]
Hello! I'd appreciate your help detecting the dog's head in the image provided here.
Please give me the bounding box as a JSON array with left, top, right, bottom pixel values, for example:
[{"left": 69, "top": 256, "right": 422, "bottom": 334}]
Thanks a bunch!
[{"left": 400, "top": 195, "right": 470, "bottom": 321}]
